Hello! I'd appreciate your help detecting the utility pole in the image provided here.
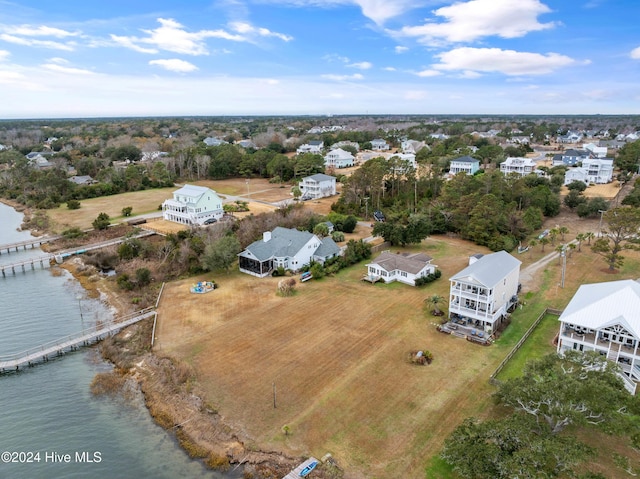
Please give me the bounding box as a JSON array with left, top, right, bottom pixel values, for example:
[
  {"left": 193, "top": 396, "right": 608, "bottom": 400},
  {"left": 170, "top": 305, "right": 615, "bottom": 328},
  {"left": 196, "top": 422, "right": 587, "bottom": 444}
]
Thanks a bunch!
[
  {"left": 364, "top": 197, "right": 369, "bottom": 220},
  {"left": 598, "top": 209, "right": 606, "bottom": 237},
  {"left": 560, "top": 246, "right": 566, "bottom": 288}
]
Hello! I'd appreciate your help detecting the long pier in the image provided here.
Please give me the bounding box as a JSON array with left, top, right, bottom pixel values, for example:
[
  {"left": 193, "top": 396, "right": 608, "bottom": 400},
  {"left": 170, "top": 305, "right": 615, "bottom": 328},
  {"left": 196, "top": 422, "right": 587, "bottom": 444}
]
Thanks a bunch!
[
  {"left": 0, "top": 235, "right": 61, "bottom": 254},
  {"left": 0, "top": 307, "right": 157, "bottom": 372},
  {"left": 0, "top": 230, "right": 155, "bottom": 277}
]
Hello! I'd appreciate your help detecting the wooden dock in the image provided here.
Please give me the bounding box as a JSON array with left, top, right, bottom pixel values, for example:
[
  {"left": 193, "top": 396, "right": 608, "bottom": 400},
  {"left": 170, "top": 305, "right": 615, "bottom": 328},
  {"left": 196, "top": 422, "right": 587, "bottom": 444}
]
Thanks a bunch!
[
  {"left": 0, "top": 308, "right": 156, "bottom": 372},
  {"left": 0, "top": 235, "right": 61, "bottom": 255},
  {"left": 282, "top": 457, "right": 319, "bottom": 479},
  {"left": 0, "top": 230, "right": 155, "bottom": 277}
]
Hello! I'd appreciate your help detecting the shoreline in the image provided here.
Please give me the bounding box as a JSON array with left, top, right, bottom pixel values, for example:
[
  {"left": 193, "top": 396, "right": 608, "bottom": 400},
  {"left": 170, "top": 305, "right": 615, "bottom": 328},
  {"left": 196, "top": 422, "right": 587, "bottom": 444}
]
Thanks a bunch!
[{"left": 60, "top": 256, "right": 313, "bottom": 479}]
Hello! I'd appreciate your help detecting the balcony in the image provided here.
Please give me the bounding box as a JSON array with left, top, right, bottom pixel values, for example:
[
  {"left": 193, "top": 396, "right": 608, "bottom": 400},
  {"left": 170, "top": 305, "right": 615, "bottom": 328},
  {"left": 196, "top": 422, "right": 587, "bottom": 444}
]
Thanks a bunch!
[{"left": 451, "top": 286, "right": 489, "bottom": 301}]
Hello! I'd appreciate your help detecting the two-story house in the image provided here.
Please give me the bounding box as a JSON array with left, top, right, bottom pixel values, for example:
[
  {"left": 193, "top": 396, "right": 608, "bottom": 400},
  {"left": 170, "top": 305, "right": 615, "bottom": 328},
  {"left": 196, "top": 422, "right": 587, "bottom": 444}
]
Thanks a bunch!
[
  {"left": 449, "top": 251, "right": 521, "bottom": 334},
  {"left": 557, "top": 279, "right": 640, "bottom": 394},
  {"left": 499, "top": 157, "right": 538, "bottom": 177},
  {"left": 370, "top": 139, "right": 390, "bottom": 151},
  {"left": 162, "top": 184, "right": 223, "bottom": 226},
  {"left": 564, "top": 158, "right": 614, "bottom": 185},
  {"left": 238, "top": 227, "right": 341, "bottom": 277},
  {"left": 297, "top": 140, "right": 324, "bottom": 155},
  {"left": 299, "top": 174, "right": 336, "bottom": 199},
  {"left": 552, "top": 149, "right": 590, "bottom": 167},
  {"left": 449, "top": 156, "right": 480, "bottom": 175},
  {"left": 324, "top": 148, "right": 355, "bottom": 168}
]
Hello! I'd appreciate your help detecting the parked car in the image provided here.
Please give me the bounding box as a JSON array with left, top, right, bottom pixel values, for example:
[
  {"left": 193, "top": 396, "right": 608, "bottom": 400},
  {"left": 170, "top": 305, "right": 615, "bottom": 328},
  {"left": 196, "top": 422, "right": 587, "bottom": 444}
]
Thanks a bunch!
[
  {"left": 538, "top": 229, "right": 549, "bottom": 239},
  {"left": 373, "top": 210, "right": 385, "bottom": 222},
  {"left": 204, "top": 218, "right": 218, "bottom": 225}
]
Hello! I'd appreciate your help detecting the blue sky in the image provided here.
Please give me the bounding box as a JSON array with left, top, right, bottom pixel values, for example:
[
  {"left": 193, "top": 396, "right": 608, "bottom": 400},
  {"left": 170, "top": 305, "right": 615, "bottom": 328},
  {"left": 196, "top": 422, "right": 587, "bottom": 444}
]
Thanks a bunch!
[{"left": 0, "top": 0, "right": 639, "bottom": 118}]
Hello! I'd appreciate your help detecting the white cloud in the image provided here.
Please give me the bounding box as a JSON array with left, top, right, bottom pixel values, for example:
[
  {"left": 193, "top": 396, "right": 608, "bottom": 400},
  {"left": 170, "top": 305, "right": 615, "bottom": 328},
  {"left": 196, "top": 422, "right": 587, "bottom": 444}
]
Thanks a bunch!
[
  {"left": 229, "top": 22, "right": 293, "bottom": 41},
  {"left": 631, "top": 46, "right": 640, "bottom": 59},
  {"left": 47, "top": 57, "right": 69, "bottom": 65},
  {"left": 42, "top": 63, "right": 95, "bottom": 75},
  {"left": 0, "top": 33, "right": 75, "bottom": 51},
  {"left": 321, "top": 73, "right": 364, "bottom": 81},
  {"left": 395, "top": 46, "right": 408, "bottom": 54},
  {"left": 415, "top": 69, "right": 442, "bottom": 77},
  {"left": 347, "top": 61, "right": 372, "bottom": 69},
  {"left": 2, "top": 25, "right": 79, "bottom": 38},
  {"left": 433, "top": 47, "right": 576, "bottom": 75},
  {"left": 0, "top": 50, "right": 9, "bottom": 61},
  {"left": 383, "top": 66, "right": 396, "bottom": 71},
  {"left": 404, "top": 90, "right": 428, "bottom": 100},
  {"left": 396, "top": 0, "right": 556, "bottom": 44},
  {"left": 149, "top": 59, "right": 199, "bottom": 73},
  {"left": 111, "top": 18, "right": 291, "bottom": 56}
]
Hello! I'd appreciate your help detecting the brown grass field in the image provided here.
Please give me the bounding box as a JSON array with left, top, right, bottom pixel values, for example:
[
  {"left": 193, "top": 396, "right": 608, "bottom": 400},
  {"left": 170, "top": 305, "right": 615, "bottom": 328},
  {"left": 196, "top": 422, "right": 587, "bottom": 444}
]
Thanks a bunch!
[{"left": 154, "top": 237, "right": 506, "bottom": 479}]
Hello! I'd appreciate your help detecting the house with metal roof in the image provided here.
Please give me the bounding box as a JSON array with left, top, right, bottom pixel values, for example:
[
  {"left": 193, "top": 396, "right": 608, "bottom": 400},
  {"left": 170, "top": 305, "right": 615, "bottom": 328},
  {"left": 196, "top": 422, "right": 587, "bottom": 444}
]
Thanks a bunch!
[
  {"left": 299, "top": 173, "right": 336, "bottom": 199},
  {"left": 238, "top": 227, "right": 341, "bottom": 277},
  {"left": 365, "top": 251, "right": 437, "bottom": 286},
  {"left": 448, "top": 251, "right": 521, "bottom": 334},
  {"left": 162, "top": 184, "right": 223, "bottom": 226},
  {"left": 324, "top": 148, "right": 354, "bottom": 168},
  {"left": 370, "top": 139, "right": 390, "bottom": 151},
  {"left": 449, "top": 156, "right": 480, "bottom": 175},
  {"left": 499, "top": 157, "right": 538, "bottom": 177},
  {"left": 556, "top": 279, "right": 640, "bottom": 394}
]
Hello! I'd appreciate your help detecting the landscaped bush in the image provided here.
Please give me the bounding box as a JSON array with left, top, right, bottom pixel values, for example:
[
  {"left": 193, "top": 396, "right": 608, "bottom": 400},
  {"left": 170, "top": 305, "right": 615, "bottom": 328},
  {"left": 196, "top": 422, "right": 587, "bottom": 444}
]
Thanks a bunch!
[
  {"left": 67, "top": 199, "right": 81, "bottom": 210},
  {"left": 414, "top": 269, "right": 442, "bottom": 286}
]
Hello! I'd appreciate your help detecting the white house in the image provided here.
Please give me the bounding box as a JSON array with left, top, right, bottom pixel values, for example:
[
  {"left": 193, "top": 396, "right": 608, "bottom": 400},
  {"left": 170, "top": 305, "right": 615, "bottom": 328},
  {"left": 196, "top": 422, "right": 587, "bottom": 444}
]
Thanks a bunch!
[
  {"left": 389, "top": 153, "right": 416, "bottom": 171},
  {"left": 500, "top": 157, "right": 538, "bottom": 177},
  {"left": 449, "top": 156, "right": 480, "bottom": 175},
  {"left": 370, "top": 139, "right": 390, "bottom": 151},
  {"left": 238, "top": 227, "right": 341, "bottom": 277},
  {"left": 583, "top": 142, "right": 608, "bottom": 158},
  {"left": 299, "top": 173, "right": 336, "bottom": 199},
  {"left": 556, "top": 279, "right": 640, "bottom": 394},
  {"left": 563, "top": 158, "right": 614, "bottom": 185},
  {"left": 324, "top": 148, "right": 354, "bottom": 168},
  {"left": 365, "top": 251, "right": 437, "bottom": 286},
  {"left": 297, "top": 140, "right": 324, "bottom": 155},
  {"left": 449, "top": 251, "right": 521, "bottom": 334},
  {"left": 203, "top": 137, "right": 227, "bottom": 147},
  {"left": 401, "top": 139, "right": 428, "bottom": 155},
  {"left": 162, "top": 184, "right": 223, "bottom": 226}
]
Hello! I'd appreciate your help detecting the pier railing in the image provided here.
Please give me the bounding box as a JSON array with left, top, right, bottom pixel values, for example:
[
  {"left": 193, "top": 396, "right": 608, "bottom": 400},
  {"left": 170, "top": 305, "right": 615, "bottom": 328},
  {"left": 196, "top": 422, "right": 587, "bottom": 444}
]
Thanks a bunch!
[{"left": 0, "top": 307, "right": 156, "bottom": 371}]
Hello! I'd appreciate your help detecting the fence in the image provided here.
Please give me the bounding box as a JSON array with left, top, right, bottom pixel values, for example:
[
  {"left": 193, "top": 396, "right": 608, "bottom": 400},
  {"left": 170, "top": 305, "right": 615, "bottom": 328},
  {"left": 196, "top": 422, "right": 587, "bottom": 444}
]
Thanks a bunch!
[
  {"left": 489, "top": 307, "right": 563, "bottom": 385},
  {"left": 369, "top": 241, "right": 391, "bottom": 254}
]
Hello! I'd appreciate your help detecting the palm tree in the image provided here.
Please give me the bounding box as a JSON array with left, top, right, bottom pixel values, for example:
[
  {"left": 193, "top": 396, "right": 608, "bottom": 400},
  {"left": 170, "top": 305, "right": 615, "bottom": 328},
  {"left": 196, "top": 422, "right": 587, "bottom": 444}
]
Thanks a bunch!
[
  {"left": 575, "top": 233, "right": 585, "bottom": 252},
  {"left": 558, "top": 226, "right": 569, "bottom": 241},
  {"left": 585, "top": 231, "right": 595, "bottom": 245},
  {"left": 555, "top": 244, "right": 565, "bottom": 263},
  {"left": 549, "top": 228, "right": 559, "bottom": 246},
  {"left": 540, "top": 236, "right": 550, "bottom": 252},
  {"left": 528, "top": 239, "right": 538, "bottom": 258},
  {"left": 426, "top": 294, "right": 445, "bottom": 316},
  {"left": 567, "top": 243, "right": 576, "bottom": 258}
]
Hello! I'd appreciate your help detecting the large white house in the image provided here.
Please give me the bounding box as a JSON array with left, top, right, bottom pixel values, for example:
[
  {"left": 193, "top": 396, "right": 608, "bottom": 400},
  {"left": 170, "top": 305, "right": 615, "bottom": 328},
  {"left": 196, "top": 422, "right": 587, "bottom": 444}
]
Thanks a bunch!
[
  {"left": 162, "top": 184, "right": 223, "bottom": 226},
  {"left": 324, "top": 148, "right": 355, "bottom": 168},
  {"left": 365, "top": 251, "right": 437, "bottom": 286},
  {"left": 563, "top": 158, "right": 614, "bottom": 185},
  {"left": 370, "top": 139, "right": 390, "bottom": 151},
  {"left": 449, "top": 156, "right": 480, "bottom": 175},
  {"left": 238, "top": 227, "right": 341, "bottom": 277},
  {"left": 449, "top": 251, "right": 521, "bottom": 334},
  {"left": 299, "top": 173, "right": 336, "bottom": 199},
  {"left": 557, "top": 279, "right": 640, "bottom": 394},
  {"left": 499, "top": 157, "right": 538, "bottom": 177}
]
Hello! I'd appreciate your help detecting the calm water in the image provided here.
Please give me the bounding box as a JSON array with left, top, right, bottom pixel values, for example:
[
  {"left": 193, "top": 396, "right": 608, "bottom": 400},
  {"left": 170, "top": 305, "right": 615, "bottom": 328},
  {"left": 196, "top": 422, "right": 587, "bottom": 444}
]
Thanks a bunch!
[{"left": 0, "top": 203, "right": 239, "bottom": 479}]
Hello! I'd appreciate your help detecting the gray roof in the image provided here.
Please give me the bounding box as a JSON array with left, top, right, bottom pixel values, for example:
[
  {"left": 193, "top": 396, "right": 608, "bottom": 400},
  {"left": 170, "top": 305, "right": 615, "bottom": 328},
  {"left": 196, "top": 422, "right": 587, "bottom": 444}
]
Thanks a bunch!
[
  {"left": 244, "top": 227, "right": 316, "bottom": 261},
  {"left": 369, "top": 251, "right": 433, "bottom": 274},
  {"left": 559, "top": 280, "right": 640, "bottom": 337},
  {"left": 308, "top": 140, "right": 323, "bottom": 146},
  {"left": 450, "top": 251, "right": 521, "bottom": 287},
  {"left": 305, "top": 173, "right": 335, "bottom": 182},
  {"left": 315, "top": 237, "right": 341, "bottom": 258},
  {"left": 451, "top": 155, "right": 478, "bottom": 164}
]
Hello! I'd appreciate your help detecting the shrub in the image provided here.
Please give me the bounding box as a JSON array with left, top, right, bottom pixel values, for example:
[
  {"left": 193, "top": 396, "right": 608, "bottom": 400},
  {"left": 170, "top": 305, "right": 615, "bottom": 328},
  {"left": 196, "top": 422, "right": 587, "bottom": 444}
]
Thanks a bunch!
[
  {"left": 310, "top": 262, "right": 325, "bottom": 279},
  {"left": 272, "top": 266, "right": 286, "bottom": 277},
  {"left": 67, "top": 199, "right": 81, "bottom": 210},
  {"left": 135, "top": 267, "right": 152, "bottom": 287},
  {"left": 414, "top": 269, "right": 442, "bottom": 287},
  {"left": 331, "top": 231, "right": 345, "bottom": 242},
  {"left": 121, "top": 206, "right": 133, "bottom": 217},
  {"left": 62, "top": 227, "right": 85, "bottom": 239},
  {"left": 92, "top": 212, "right": 111, "bottom": 230},
  {"left": 117, "top": 273, "right": 134, "bottom": 291}
]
